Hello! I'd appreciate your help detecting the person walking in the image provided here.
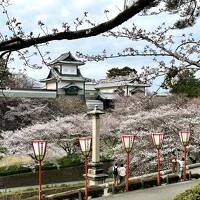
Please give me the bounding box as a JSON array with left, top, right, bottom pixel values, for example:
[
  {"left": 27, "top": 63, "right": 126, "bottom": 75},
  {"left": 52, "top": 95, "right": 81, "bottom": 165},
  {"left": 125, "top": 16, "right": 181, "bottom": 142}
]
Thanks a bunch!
[
  {"left": 177, "top": 158, "right": 184, "bottom": 180},
  {"left": 112, "top": 163, "right": 119, "bottom": 185},
  {"left": 170, "top": 152, "right": 177, "bottom": 173},
  {"left": 118, "top": 164, "right": 126, "bottom": 184}
]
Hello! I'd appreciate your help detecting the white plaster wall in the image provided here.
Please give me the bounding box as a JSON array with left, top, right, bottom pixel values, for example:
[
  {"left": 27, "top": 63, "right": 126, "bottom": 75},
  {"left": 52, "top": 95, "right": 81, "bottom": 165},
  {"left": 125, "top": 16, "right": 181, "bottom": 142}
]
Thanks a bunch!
[
  {"left": 99, "top": 87, "right": 115, "bottom": 93},
  {"left": 46, "top": 82, "right": 57, "bottom": 90},
  {"left": 78, "top": 89, "right": 84, "bottom": 95},
  {"left": 62, "top": 64, "right": 77, "bottom": 75},
  {"left": 85, "top": 90, "right": 97, "bottom": 99},
  {"left": 99, "top": 86, "right": 145, "bottom": 94}
]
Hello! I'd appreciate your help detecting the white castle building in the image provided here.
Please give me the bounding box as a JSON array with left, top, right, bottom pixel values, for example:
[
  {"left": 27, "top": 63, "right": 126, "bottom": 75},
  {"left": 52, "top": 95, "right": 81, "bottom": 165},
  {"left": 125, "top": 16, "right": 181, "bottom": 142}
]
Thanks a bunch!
[
  {"left": 40, "top": 52, "right": 86, "bottom": 97},
  {"left": 40, "top": 52, "right": 150, "bottom": 108}
]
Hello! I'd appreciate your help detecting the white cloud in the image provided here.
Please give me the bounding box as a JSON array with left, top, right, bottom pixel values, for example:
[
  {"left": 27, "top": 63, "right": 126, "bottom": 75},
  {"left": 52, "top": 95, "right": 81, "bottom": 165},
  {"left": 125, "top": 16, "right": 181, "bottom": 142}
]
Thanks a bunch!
[{"left": 72, "top": 0, "right": 94, "bottom": 9}]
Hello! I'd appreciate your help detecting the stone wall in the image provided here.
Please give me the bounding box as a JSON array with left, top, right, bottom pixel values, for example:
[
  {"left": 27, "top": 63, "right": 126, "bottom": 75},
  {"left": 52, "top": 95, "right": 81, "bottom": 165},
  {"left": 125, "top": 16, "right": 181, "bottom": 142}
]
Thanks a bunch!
[{"left": 0, "top": 89, "right": 57, "bottom": 98}]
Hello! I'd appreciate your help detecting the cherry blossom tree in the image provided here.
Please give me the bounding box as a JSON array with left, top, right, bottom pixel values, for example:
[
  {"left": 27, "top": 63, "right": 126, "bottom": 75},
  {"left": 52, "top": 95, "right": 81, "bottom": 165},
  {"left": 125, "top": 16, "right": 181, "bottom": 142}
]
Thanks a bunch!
[
  {"left": 1, "top": 94, "right": 200, "bottom": 175},
  {"left": 1, "top": 114, "right": 91, "bottom": 159},
  {"left": 112, "top": 95, "right": 200, "bottom": 175}
]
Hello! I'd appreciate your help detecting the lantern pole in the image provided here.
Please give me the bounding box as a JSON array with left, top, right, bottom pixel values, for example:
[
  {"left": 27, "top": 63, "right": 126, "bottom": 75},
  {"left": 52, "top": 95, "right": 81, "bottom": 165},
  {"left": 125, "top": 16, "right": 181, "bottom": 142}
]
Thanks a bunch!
[
  {"left": 39, "top": 160, "right": 42, "bottom": 200},
  {"left": 32, "top": 140, "right": 47, "bottom": 200},
  {"left": 184, "top": 144, "right": 187, "bottom": 180},
  {"left": 157, "top": 148, "right": 161, "bottom": 186},
  {"left": 126, "top": 152, "right": 129, "bottom": 192},
  {"left": 85, "top": 155, "right": 88, "bottom": 200},
  {"left": 151, "top": 133, "right": 164, "bottom": 186},
  {"left": 79, "top": 137, "right": 91, "bottom": 200},
  {"left": 121, "top": 134, "right": 135, "bottom": 192},
  {"left": 178, "top": 130, "right": 190, "bottom": 181}
]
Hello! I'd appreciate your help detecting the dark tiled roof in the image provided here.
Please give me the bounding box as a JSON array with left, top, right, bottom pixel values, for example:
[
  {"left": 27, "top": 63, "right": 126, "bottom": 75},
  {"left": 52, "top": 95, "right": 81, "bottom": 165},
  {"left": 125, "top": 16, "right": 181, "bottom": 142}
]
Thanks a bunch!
[
  {"left": 98, "top": 92, "right": 115, "bottom": 100},
  {"left": 61, "top": 84, "right": 82, "bottom": 90},
  {"left": 95, "top": 80, "right": 150, "bottom": 88},
  {"left": 48, "top": 52, "right": 84, "bottom": 65}
]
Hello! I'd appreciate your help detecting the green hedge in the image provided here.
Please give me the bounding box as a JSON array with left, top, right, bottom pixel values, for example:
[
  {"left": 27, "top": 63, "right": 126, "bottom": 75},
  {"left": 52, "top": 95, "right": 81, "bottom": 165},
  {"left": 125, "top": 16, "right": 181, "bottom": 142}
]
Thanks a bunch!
[
  {"left": 56, "top": 155, "right": 81, "bottom": 168},
  {"left": 173, "top": 184, "right": 200, "bottom": 200},
  {"left": 34, "top": 155, "right": 81, "bottom": 171},
  {"left": 0, "top": 165, "right": 32, "bottom": 176},
  {"left": 0, "top": 156, "right": 82, "bottom": 176}
]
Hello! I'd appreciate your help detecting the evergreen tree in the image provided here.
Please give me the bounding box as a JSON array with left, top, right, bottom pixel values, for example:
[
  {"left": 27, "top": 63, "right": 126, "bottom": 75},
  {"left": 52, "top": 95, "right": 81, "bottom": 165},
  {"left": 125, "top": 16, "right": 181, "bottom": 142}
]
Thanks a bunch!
[
  {"left": 162, "top": 68, "right": 200, "bottom": 97},
  {"left": 107, "top": 66, "right": 137, "bottom": 78}
]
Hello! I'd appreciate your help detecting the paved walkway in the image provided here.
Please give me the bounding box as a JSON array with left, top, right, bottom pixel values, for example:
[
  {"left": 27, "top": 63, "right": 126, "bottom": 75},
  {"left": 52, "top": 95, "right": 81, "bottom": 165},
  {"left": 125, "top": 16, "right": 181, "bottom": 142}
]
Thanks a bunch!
[{"left": 95, "top": 179, "right": 200, "bottom": 200}]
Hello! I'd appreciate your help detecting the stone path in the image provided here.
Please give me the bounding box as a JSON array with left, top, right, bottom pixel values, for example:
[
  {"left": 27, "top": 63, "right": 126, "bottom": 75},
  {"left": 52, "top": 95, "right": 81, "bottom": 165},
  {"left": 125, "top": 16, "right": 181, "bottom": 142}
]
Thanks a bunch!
[{"left": 94, "top": 179, "right": 200, "bottom": 200}]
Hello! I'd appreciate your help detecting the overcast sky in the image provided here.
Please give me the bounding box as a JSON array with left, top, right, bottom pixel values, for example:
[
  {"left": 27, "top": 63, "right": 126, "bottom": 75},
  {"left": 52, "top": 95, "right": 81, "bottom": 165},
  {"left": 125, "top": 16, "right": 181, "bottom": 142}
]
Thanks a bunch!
[{"left": 1, "top": 0, "right": 200, "bottom": 93}]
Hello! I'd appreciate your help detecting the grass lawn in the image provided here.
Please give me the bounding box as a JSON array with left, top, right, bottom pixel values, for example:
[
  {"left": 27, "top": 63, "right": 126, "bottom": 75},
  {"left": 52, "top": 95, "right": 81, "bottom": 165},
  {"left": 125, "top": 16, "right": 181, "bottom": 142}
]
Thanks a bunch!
[{"left": 0, "top": 156, "right": 32, "bottom": 167}]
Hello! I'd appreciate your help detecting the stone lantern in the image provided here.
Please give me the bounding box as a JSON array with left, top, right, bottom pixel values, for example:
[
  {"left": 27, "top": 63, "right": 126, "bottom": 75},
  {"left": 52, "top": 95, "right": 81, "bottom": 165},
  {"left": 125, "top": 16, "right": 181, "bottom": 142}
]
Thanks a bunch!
[{"left": 87, "top": 106, "right": 108, "bottom": 185}]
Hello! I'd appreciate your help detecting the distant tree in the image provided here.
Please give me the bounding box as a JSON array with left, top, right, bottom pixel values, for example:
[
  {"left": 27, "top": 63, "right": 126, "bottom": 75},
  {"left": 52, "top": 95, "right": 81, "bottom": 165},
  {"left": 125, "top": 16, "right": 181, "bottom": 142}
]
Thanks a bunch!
[
  {"left": 162, "top": 68, "right": 200, "bottom": 98},
  {"left": 0, "top": 66, "right": 37, "bottom": 89},
  {"left": 12, "top": 72, "right": 37, "bottom": 89},
  {"left": 0, "top": 58, "right": 14, "bottom": 88},
  {"left": 106, "top": 66, "right": 137, "bottom": 78},
  {"left": 171, "top": 76, "right": 200, "bottom": 98}
]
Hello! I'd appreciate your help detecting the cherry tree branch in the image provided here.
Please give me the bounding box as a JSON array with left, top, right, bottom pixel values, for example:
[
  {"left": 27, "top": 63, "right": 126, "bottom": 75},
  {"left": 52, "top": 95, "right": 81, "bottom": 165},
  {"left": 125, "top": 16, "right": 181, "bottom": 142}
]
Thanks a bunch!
[
  {"left": 0, "top": 0, "right": 155, "bottom": 53},
  {"left": 140, "top": 35, "right": 200, "bottom": 68}
]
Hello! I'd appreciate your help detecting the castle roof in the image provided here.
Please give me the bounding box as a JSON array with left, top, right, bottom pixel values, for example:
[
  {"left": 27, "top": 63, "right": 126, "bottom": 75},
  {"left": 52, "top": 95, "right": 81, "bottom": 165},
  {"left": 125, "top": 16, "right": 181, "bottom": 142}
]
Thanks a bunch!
[
  {"left": 95, "top": 78, "right": 150, "bottom": 89},
  {"left": 48, "top": 52, "right": 85, "bottom": 65}
]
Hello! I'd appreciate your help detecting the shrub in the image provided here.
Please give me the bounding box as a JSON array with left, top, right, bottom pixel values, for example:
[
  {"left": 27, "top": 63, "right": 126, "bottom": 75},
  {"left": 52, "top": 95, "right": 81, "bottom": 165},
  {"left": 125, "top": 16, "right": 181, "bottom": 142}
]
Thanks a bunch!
[
  {"left": 42, "top": 161, "right": 58, "bottom": 170},
  {"left": 56, "top": 155, "right": 82, "bottom": 168},
  {"left": 35, "top": 160, "right": 58, "bottom": 171},
  {"left": 173, "top": 184, "right": 200, "bottom": 200}
]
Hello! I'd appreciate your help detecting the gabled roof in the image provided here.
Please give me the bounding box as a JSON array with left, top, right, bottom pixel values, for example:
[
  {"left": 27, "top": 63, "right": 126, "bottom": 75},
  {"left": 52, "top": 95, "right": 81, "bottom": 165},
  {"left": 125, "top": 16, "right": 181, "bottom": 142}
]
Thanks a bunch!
[
  {"left": 40, "top": 77, "right": 57, "bottom": 83},
  {"left": 40, "top": 74, "right": 86, "bottom": 82},
  {"left": 95, "top": 79, "right": 150, "bottom": 89},
  {"left": 48, "top": 52, "right": 85, "bottom": 65},
  {"left": 40, "top": 59, "right": 87, "bottom": 83}
]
